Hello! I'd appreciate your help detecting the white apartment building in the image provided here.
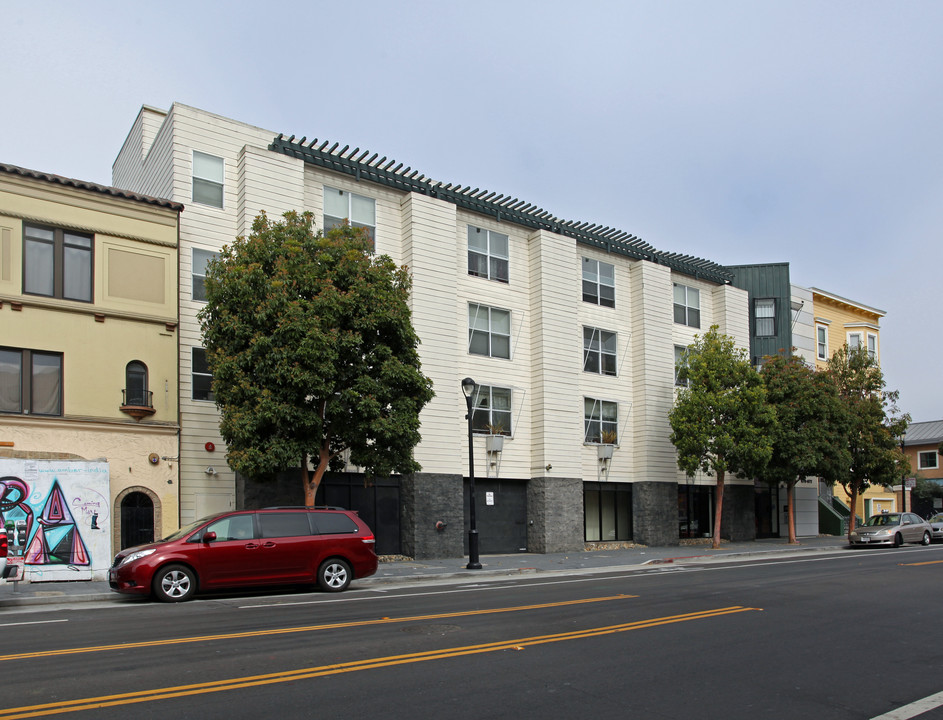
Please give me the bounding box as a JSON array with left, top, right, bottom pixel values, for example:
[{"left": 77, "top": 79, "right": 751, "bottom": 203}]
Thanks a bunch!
[{"left": 112, "top": 103, "right": 751, "bottom": 558}]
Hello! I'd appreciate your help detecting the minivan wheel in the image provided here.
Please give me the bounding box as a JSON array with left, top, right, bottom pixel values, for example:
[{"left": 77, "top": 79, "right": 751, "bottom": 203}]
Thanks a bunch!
[
  {"left": 318, "top": 558, "right": 352, "bottom": 592},
  {"left": 922, "top": 531, "right": 932, "bottom": 546},
  {"left": 153, "top": 564, "right": 196, "bottom": 602}
]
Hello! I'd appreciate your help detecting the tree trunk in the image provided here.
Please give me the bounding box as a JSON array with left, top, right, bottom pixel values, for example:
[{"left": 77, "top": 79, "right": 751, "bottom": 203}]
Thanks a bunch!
[
  {"left": 712, "top": 471, "right": 725, "bottom": 550},
  {"left": 787, "top": 479, "right": 798, "bottom": 544},
  {"left": 847, "top": 485, "right": 859, "bottom": 536},
  {"left": 301, "top": 442, "right": 332, "bottom": 508}
]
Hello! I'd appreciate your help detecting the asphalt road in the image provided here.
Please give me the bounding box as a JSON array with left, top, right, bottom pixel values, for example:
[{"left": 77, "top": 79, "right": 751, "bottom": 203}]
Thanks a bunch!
[{"left": 2, "top": 544, "right": 943, "bottom": 720}]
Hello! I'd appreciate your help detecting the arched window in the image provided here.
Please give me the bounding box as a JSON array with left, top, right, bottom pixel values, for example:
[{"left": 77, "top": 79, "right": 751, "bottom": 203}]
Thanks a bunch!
[{"left": 125, "top": 361, "right": 149, "bottom": 407}]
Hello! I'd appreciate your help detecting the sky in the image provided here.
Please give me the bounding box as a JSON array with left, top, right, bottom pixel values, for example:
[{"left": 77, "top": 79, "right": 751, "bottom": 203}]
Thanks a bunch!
[{"left": 3, "top": 1, "right": 941, "bottom": 422}]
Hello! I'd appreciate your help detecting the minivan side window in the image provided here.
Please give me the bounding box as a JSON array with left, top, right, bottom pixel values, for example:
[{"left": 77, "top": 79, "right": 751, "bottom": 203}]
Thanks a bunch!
[
  {"left": 259, "top": 513, "right": 314, "bottom": 538},
  {"left": 314, "top": 513, "right": 358, "bottom": 535},
  {"left": 200, "top": 515, "right": 256, "bottom": 541}
]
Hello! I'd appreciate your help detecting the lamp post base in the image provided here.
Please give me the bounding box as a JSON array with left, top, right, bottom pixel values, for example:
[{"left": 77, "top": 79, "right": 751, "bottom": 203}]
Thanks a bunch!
[{"left": 467, "top": 529, "right": 482, "bottom": 569}]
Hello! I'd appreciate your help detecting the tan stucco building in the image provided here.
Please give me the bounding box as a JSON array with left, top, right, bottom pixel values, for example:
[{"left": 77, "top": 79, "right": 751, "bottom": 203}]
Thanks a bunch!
[{"left": 0, "top": 163, "right": 183, "bottom": 571}]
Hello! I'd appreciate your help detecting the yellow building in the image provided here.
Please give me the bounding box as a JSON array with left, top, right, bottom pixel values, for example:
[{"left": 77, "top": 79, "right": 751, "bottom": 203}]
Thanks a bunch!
[
  {"left": 0, "top": 163, "right": 182, "bottom": 571},
  {"left": 811, "top": 287, "right": 897, "bottom": 519}
]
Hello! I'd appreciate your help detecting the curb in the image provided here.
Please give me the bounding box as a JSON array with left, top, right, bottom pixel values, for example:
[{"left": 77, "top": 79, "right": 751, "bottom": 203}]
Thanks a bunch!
[{"left": 0, "top": 543, "right": 850, "bottom": 609}]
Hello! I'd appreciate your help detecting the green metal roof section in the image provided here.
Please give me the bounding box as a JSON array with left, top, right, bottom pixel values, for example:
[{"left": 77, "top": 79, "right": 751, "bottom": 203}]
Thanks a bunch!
[{"left": 269, "top": 134, "right": 733, "bottom": 285}]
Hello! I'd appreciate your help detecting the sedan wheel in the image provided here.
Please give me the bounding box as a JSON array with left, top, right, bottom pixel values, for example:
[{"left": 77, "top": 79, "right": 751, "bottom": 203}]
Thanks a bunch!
[
  {"left": 153, "top": 564, "right": 196, "bottom": 602},
  {"left": 318, "top": 558, "right": 352, "bottom": 592},
  {"left": 893, "top": 533, "right": 903, "bottom": 548},
  {"left": 922, "top": 531, "right": 932, "bottom": 546}
]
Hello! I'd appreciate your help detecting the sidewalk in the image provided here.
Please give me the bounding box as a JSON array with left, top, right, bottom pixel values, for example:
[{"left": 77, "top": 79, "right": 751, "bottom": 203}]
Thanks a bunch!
[{"left": 0, "top": 536, "right": 850, "bottom": 609}]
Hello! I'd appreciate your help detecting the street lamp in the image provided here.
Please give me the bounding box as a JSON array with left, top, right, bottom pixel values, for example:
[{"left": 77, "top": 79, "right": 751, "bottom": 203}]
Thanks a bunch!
[
  {"left": 900, "top": 434, "right": 908, "bottom": 514},
  {"left": 462, "top": 377, "right": 482, "bottom": 570}
]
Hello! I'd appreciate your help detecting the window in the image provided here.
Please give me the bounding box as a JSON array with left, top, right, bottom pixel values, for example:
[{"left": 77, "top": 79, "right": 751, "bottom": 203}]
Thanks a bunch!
[
  {"left": 848, "top": 332, "right": 862, "bottom": 352},
  {"left": 192, "top": 248, "right": 219, "bottom": 302},
  {"left": 583, "top": 327, "right": 617, "bottom": 376},
  {"left": 23, "top": 224, "right": 93, "bottom": 302},
  {"left": 584, "top": 482, "right": 632, "bottom": 542},
  {"left": 582, "top": 258, "right": 615, "bottom": 307},
  {"left": 816, "top": 324, "right": 829, "bottom": 361},
  {"left": 259, "top": 513, "right": 313, "bottom": 538},
  {"left": 313, "top": 512, "right": 358, "bottom": 535},
  {"left": 584, "top": 397, "right": 618, "bottom": 444},
  {"left": 469, "top": 384, "right": 512, "bottom": 434},
  {"left": 191, "top": 347, "right": 214, "bottom": 401},
  {"left": 467, "top": 226, "right": 509, "bottom": 283},
  {"left": 673, "top": 283, "right": 700, "bottom": 328},
  {"left": 918, "top": 451, "right": 939, "bottom": 470},
  {"left": 124, "top": 361, "right": 150, "bottom": 407},
  {"left": 468, "top": 304, "right": 511, "bottom": 359},
  {"left": 754, "top": 298, "right": 775, "bottom": 337},
  {"left": 867, "top": 333, "right": 878, "bottom": 360},
  {"left": 202, "top": 515, "right": 256, "bottom": 542},
  {"left": 324, "top": 186, "right": 376, "bottom": 245},
  {"left": 674, "top": 345, "right": 689, "bottom": 386},
  {"left": 192, "top": 151, "right": 224, "bottom": 208},
  {"left": 0, "top": 347, "right": 62, "bottom": 416}
]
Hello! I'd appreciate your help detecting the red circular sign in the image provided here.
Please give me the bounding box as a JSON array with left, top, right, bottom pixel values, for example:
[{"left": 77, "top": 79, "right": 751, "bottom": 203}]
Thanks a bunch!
[{"left": 205, "top": 442, "right": 216, "bottom": 452}]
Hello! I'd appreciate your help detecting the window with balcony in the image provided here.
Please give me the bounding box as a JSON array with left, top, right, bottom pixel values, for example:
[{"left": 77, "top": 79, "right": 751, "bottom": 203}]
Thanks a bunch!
[
  {"left": 23, "top": 223, "right": 93, "bottom": 302},
  {"left": 673, "top": 283, "right": 700, "bottom": 328},
  {"left": 582, "top": 258, "right": 615, "bottom": 307},
  {"left": 0, "top": 347, "right": 62, "bottom": 416},
  {"left": 584, "top": 397, "right": 618, "bottom": 444},
  {"left": 467, "top": 226, "right": 509, "bottom": 283},
  {"left": 468, "top": 303, "right": 511, "bottom": 359},
  {"left": 324, "top": 186, "right": 376, "bottom": 246},
  {"left": 583, "top": 327, "right": 617, "bottom": 376},
  {"left": 469, "top": 384, "right": 512, "bottom": 434}
]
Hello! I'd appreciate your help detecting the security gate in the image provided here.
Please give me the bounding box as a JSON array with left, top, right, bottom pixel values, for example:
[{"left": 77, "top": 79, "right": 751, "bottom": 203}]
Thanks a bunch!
[{"left": 464, "top": 478, "right": 527, "bottom": 554}]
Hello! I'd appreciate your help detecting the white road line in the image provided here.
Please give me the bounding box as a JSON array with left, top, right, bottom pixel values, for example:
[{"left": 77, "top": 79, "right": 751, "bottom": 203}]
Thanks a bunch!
[
  {"left": 870, "top": 690, "right": 943, "bottom": 719},
  {"left": 0, "top": 619, "right": 68, "bottom": 628}
]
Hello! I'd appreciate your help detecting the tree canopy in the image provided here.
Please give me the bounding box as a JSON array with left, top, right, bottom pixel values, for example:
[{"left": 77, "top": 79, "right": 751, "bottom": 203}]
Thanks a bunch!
[
  {"left": 198, "top": 211, "right": 435, "bottom": 506},
  {"left": 759, "top": 352, "right": 845, "bottom": 543},
  {"left": 669, "top": 326, "right": 775, "bottom": 548},
  {"left": 826, "top": 344, "right": 909, "bottom": 532}
]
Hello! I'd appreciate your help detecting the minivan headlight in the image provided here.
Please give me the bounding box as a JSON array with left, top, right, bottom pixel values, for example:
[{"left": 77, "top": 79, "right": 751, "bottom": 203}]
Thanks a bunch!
[{"left": 119, "top": 548, "right": 156, "bottom": 566}]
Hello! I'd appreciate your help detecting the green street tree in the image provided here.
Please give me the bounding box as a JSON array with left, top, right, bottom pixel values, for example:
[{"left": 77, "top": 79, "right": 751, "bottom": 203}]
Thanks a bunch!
[
  {"left": 198, "top": 211, "right": 435, "bottom": 506},
  {"left": 760, "top": 352, "right": 845, "bottom": 544},
  {"left": 826, "top": 344, "right": 909, "bottom": 534},
  {"left": 669, "top": 326, "right": 775, "bottom": 549}
]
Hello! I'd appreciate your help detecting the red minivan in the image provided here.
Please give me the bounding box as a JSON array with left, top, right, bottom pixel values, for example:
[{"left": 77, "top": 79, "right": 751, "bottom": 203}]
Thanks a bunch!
[{"left": 109, "top": 507, "right": 378, "bottom": 602}]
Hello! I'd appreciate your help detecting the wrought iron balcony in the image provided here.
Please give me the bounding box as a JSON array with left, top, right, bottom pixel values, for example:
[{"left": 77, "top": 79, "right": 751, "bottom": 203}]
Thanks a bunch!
[{"left": 120, "top": 389, "right": 155, "bottom": 421}]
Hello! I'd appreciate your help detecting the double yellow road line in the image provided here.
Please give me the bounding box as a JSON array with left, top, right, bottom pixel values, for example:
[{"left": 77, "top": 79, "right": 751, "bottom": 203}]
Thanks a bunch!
[{"left": 0, "top": 600, "right": 758, "bottom": 719}]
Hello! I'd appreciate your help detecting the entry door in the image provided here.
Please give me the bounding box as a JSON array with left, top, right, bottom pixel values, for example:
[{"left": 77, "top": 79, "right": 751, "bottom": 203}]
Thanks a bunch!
[
  {"left": 121, "top": 492, "right": 155, "bottom": 549},
  {"left": 465, "top": 479, "right": 527, "bottom": 554}
]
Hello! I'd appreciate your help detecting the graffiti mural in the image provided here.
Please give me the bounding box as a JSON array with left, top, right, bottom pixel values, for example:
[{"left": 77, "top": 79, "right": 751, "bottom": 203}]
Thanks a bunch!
[{"left": 0, "top": 459, "right": 110, "bottom": 583}]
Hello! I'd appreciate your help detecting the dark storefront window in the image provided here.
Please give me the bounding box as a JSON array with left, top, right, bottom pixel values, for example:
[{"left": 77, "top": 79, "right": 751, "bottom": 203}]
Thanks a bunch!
[
  {"left": 678, "top": 484, "right": 713, "bottom": 539},
  {"left": 584, "top": 482, "right": 632, "bottom": 542}
]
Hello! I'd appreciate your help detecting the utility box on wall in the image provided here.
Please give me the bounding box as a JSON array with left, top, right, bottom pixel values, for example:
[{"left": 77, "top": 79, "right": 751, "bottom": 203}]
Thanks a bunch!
[{"left": 0, "top": 459, "right": 111, "bottom": 582}]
